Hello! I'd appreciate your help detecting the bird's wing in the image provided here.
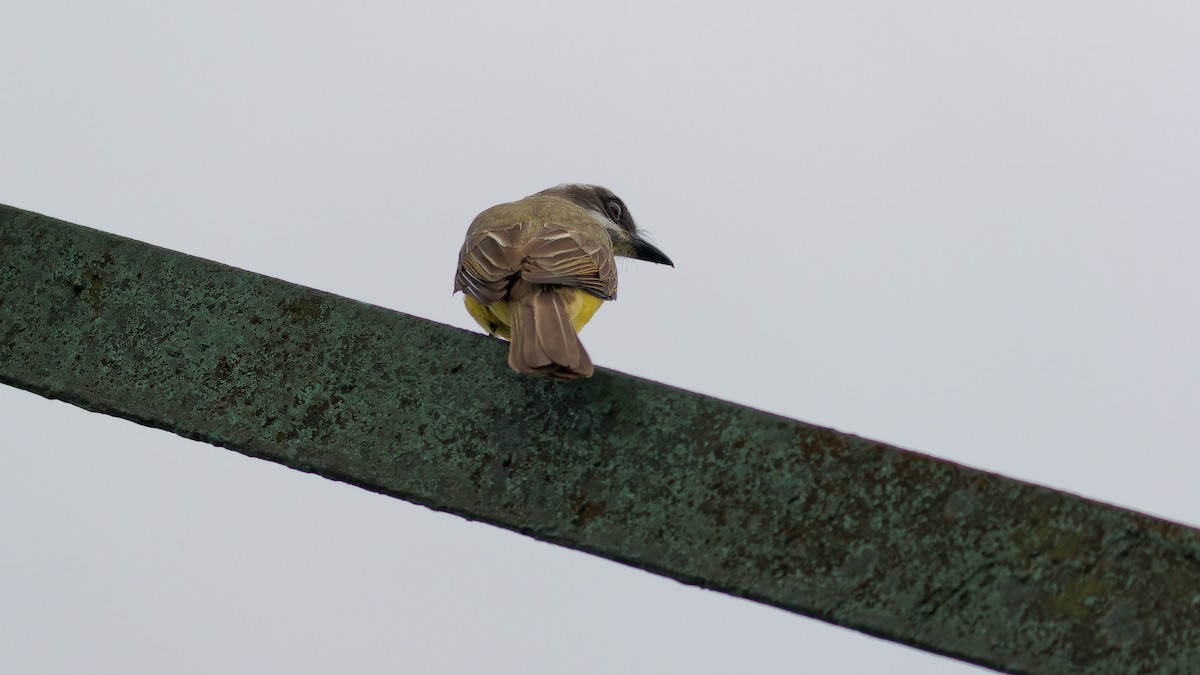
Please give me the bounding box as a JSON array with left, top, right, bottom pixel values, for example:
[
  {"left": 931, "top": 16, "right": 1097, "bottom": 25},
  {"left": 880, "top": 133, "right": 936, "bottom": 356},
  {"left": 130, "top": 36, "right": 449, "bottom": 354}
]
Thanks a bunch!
[
  {"left": 454, "top": 225, "right": 525, "bottom": 305},
  {"left": 456, "top": 224, "right": 618, "bottom": 303},
  {"left": 520, "top": 226, "right": 618, "bottom": 301}
]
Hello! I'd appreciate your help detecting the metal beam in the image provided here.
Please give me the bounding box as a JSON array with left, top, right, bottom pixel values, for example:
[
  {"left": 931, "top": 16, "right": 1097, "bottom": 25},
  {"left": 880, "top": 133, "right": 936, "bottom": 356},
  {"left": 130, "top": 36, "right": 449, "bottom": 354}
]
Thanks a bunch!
[{"left": 2, "top": 203, "right": 1197, "bottom": 674}]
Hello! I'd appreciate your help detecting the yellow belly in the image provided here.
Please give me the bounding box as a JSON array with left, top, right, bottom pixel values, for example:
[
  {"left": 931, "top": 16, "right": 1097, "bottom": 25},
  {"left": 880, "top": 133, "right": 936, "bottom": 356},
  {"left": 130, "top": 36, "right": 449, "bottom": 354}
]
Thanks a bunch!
[{"left": 464, "top": 289, "right": 604, "bottom": 340}]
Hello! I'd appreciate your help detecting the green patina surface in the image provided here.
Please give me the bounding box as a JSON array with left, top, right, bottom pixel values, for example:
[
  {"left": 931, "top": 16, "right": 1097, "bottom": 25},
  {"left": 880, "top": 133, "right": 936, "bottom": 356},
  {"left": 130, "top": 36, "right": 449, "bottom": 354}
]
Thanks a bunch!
[{"left": 2, "top": 204, "right": 1197, "bottom": 674}]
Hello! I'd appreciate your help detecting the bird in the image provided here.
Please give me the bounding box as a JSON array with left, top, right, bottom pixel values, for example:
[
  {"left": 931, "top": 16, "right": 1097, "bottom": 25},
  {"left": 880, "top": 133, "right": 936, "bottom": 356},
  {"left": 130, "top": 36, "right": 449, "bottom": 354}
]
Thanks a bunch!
[{"left": 454, "top": 184, "right": 673, "bottom": 380}]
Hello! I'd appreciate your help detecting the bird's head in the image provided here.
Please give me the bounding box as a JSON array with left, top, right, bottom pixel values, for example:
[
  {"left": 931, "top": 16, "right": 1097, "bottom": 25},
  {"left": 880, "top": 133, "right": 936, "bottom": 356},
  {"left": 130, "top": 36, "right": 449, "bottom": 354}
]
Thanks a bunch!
[{"left": 536, "top": 184, "right": 674, "bottom": 267}]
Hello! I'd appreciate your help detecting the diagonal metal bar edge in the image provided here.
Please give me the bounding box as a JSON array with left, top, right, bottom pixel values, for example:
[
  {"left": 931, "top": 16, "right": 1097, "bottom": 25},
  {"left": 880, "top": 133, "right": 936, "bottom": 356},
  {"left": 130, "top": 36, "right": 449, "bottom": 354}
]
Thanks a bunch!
[{"left": 2, "top": 203, "right": 1198, "bottom": 674}]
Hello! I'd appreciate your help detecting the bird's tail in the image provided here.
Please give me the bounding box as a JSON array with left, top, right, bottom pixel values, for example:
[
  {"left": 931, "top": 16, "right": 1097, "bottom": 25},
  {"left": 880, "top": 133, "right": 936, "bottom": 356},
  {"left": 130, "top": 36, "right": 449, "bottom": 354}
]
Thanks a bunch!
[{"left": 506, "top": 280, "right": 593, "bottom": 380}]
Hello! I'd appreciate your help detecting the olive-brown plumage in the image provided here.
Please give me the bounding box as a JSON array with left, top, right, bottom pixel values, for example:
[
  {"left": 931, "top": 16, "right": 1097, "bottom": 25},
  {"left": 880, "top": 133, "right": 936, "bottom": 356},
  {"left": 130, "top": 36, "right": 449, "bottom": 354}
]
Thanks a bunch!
[{"left": 454, "top": 184, "right": 672, "bottom": 379}]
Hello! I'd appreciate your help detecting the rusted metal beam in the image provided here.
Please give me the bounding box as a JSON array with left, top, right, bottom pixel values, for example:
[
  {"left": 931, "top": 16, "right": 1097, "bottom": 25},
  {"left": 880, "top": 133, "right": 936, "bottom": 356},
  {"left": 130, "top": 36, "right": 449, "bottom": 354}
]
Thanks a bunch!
[{"left": 2, "top": 203, "right": 1197, "bottom": 674}]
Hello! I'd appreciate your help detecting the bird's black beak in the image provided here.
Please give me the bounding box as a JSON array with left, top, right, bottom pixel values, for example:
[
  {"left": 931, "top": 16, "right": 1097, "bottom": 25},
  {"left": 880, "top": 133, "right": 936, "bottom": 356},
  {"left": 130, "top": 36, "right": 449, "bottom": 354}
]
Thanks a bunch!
[{"left": 630, "top": 237, "right": 674, "bottom": 267}]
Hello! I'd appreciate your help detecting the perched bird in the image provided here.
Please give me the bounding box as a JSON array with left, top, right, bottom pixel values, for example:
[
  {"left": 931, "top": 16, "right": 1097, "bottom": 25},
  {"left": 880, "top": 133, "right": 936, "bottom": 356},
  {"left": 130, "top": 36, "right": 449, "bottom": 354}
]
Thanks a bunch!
[{"left": 454, "top": 184, "right": 673, "bottom": 380}]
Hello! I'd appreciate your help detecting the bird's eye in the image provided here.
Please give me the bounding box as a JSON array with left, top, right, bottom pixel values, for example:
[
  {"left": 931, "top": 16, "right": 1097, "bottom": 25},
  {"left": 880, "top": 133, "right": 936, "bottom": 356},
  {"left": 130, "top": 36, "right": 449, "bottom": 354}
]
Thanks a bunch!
[{"left": 605, "top": 199, "right": 623, "bottom": 220}]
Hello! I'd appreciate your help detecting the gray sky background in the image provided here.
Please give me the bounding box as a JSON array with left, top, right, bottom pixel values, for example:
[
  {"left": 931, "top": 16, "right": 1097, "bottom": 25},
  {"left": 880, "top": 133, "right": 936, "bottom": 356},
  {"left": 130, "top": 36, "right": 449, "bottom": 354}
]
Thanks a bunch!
[{"left": 3, "top": 2, "right": 1198, "bottom": 673}]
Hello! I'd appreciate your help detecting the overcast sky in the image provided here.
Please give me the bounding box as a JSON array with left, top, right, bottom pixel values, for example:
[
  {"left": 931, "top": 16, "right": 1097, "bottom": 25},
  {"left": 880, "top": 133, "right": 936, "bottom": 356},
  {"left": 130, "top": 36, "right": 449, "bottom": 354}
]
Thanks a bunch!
[{"left": 3, "top": 2, "right": 1198, "bottom": 673}]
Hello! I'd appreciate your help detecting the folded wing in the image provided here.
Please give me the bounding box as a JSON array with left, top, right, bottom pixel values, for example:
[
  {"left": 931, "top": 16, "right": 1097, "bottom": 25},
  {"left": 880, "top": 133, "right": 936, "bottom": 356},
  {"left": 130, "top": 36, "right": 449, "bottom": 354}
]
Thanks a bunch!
[{"left": 455, "top": 224, "right": 617, "bottom": 303}]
